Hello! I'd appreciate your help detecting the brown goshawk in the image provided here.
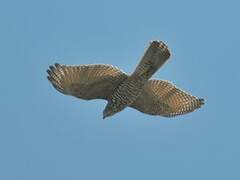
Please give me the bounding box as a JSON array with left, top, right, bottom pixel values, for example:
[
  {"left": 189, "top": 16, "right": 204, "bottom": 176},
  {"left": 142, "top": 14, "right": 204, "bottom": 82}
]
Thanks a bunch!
[{"left": 47, "top": 41, "right": 204, "bottom": 119}]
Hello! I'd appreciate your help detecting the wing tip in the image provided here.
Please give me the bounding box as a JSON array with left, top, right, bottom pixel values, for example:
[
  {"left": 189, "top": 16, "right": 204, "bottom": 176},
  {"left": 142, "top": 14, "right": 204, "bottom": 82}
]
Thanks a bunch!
[
  {"left": 198, "top": 98, "right": 205, "bottom": 106},
  {"left": 55, "top": 63, "right": 61, "bottom": 68},
  {"left": 46, "top": 63, "right": 65, "bottom": 92}
]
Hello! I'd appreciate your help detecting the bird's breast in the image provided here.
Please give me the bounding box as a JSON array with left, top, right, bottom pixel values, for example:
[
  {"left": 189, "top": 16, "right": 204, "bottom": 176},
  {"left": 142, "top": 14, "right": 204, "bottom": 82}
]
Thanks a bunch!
[{"left": 110, "top": 75, "right": 146, "bottom": 110}]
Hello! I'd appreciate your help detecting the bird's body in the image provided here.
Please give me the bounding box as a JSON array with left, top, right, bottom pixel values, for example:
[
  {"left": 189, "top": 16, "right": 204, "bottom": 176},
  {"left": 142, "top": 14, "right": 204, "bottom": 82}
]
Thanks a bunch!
[
  {"left": 104, "top": 75, "right": 146, "bottom": 118},
  {"left": 47, "top": 41, "right": 204, "bottom": 119}
]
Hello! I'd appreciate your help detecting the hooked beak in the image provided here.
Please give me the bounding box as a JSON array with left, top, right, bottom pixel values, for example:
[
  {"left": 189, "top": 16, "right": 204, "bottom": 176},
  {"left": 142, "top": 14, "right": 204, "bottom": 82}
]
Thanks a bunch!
[
  {"left": 103, "top": 113, "right": 107, "bottom": 120},
  {"left": 103, "top": 115, "right": 106, "bottom": 120}
]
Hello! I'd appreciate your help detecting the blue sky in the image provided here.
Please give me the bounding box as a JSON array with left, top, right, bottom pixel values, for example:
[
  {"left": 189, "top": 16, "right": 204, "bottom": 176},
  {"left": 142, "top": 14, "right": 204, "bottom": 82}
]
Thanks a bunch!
[{"left": 1, "top": 0, "right": 240, "bottom": 179}]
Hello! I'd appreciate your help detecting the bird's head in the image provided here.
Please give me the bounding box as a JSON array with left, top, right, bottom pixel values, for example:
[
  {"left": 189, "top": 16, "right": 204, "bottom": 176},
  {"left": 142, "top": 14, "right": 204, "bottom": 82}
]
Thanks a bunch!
[{"left": 103, "top": 102, "right": 118, "bottom": 119}]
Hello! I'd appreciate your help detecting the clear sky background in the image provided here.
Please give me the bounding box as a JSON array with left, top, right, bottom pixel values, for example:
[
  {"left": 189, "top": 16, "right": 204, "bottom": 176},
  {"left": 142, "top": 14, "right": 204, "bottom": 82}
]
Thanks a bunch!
[{"left": 1, "top": 0, "right": 240, "bottom": 179}]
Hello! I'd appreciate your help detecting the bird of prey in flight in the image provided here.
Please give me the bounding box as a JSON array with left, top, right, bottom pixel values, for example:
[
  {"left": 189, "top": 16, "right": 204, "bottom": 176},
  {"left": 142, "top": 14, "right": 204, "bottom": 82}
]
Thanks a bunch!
[{"left": 47, "top": 41, "right": 204, "bottom": 119}]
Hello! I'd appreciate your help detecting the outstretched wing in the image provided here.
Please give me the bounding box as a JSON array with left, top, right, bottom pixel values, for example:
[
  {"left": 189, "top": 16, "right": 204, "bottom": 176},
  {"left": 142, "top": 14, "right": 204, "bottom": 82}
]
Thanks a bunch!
[
  {"left": 47, "top": 63, "right": 128, "bottom": 100},
  {"left": 131, "top": 80, "right": 204, "bottom": 117}
]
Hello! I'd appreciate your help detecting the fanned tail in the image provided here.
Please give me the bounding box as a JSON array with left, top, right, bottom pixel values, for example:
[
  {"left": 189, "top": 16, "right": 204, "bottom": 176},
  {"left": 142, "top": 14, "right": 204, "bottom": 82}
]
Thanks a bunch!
[{"left": 132, "top": 41, "right": 171, "bottom": 80}]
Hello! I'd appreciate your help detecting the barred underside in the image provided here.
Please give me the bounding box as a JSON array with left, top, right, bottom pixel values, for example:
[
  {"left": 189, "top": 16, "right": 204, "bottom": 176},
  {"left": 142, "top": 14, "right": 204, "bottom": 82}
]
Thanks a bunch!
[{"left": 110, "top": 76, "right": 145, "bottom": 112}]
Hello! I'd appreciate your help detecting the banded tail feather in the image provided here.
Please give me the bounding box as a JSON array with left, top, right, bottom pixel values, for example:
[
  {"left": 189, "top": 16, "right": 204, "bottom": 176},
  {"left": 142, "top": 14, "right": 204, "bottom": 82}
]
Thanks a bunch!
[{"left": 132, "top": 41, "right": 171, "bottom": 80}]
